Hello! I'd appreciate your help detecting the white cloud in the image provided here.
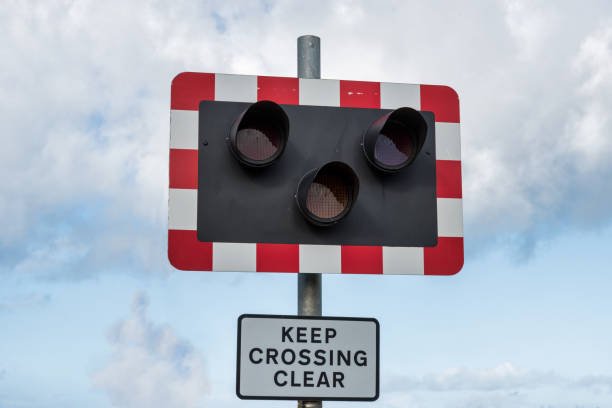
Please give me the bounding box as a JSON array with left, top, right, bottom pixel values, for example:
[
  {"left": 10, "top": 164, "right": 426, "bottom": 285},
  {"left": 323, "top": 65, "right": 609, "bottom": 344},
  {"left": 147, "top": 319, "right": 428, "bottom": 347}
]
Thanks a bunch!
[
  {"left": 0, "top": 293, "right": 50, "bottom": 311},
  {"left": 567, "top": 25, "right": 612, "bottom": 170},
  {"left": 2, "top": 0, "right": 612, "bottom": 274},
  {"left": 92, "top": 292, "right": 209, "bottom": 408},
  {"left": 12, "top": 235, "right": 90, "bottom": 276},
  {"left": 461, "top": 5, "right": 612, "bottom": 252},
  {"left": 386, "top": 362, "right": 560, "bottom": 392},
  {"left": 575, "top": 26, "right": 612, "bottom": 92},
  {"left": 504, "top": 0, "right": 559, "bottom": 60},
  {"left": 384, "top": 362, "right": 612, "bottom": 408},
  {"left": 573, "top": 375, "right": 612, "bottom": 394}
]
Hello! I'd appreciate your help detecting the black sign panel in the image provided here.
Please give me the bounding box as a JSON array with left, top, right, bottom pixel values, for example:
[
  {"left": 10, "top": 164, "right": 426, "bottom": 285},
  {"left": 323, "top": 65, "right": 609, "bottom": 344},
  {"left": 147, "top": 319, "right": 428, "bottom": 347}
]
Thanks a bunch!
[{"left": 197, "top": 101, "right": 437, "bottom": 247}]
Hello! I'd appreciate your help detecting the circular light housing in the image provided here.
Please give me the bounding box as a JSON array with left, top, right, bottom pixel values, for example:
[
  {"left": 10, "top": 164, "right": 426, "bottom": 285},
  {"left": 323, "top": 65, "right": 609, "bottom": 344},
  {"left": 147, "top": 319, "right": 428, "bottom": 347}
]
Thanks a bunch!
[
  {"left": 228, "top": 100, "right": 289, "bottom": 167},
  {"left": 296, "top": 161, "right": 359, "bottom": 227},
  {"left": 362, "top": 107, "right": 428, "bottom": 173}
]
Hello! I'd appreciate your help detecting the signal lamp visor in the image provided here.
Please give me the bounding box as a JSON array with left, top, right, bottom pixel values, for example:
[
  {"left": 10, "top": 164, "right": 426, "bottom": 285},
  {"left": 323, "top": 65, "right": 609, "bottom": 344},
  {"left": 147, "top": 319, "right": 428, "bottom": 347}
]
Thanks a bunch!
[
  {"left": 229, "top": 100, "right": 289, "bottom": 167},
  {"left": 363, "top": 107, "right": 427, "bottom": 173},
  {"left": 296, "top": 162, "right": 359, "bottom": 227}
]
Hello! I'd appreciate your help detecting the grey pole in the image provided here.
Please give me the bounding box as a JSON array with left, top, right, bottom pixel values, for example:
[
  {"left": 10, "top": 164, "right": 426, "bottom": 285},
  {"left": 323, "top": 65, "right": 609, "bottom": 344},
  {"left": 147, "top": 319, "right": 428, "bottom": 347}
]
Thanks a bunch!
[
  {"left": 296, "top": 35, "right": 321, "bottom": 318},
  {"left": 297, "top": 35, "right": 322, "bottom": 408},
  {"left": 298, "top": 35, "right": 321, "bottom": 80}
]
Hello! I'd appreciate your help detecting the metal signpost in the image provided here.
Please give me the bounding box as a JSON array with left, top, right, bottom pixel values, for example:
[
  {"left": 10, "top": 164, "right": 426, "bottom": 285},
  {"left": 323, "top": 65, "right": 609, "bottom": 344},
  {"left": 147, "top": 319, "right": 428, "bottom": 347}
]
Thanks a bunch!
[
  {"left": 167, "top": 34, "right": 463, "bottom": 405},
  {"left": 297, "top": 36, "right": 322, "bottom": 320},
  {"left": 297, "top": 36, "right": 323, "bottom": 408}
]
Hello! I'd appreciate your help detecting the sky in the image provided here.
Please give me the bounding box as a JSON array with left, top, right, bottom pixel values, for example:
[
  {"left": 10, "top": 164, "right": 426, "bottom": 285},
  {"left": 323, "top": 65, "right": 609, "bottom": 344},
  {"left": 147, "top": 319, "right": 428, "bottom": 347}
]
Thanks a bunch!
[{"left": 1, "top": 0, "right": 612, "bottom": 407}]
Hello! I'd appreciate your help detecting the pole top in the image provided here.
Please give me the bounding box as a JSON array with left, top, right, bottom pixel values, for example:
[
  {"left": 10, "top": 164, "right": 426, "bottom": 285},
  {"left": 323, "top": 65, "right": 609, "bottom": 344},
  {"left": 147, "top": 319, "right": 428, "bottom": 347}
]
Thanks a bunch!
[
  {"left": 297, "top": 35, "right": 321, "bottom": 79},
  {"left": 298, "top": 34, "right": 320, "bottom": 42}
]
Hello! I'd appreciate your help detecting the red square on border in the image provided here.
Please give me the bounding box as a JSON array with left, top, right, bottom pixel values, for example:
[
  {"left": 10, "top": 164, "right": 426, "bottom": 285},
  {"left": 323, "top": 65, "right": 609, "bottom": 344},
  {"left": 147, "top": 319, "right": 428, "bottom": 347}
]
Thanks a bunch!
[
  {"left": 171, "top": 72, "right": 215, "bottom": 111},
  {"left": 436, "top": 160, "right": 462, "bottom": 198},
  {"left": 169, "top": 149, "right": 198, "bottom": 189},
  {"left": 168, "top": 230, "right": 212, "bottom": 271},
  {"left": 258, "top": 76, "right": 299, "bottom": 105},
  {"left": 256, "top": 244, "right": 299, "bottom": 273},
  {"left": 424, "top": 237, "right": 464, "bottom": 275},
  {"left": 420, "top": 85, "right": 460, "bottom": 123},
  {"left": 340, "top": 80, "right": 380, "bottom": 108},
  {"left": 341, "top": 246, "right": 383, "bottom": 274}
]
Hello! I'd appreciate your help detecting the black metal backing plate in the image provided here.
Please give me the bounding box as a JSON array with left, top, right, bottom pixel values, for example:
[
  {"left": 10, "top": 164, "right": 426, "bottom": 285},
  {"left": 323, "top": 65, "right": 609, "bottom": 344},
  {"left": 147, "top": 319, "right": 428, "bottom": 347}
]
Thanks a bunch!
[{"left": 197, "top": 101, "right": 437, "bottom": 247}]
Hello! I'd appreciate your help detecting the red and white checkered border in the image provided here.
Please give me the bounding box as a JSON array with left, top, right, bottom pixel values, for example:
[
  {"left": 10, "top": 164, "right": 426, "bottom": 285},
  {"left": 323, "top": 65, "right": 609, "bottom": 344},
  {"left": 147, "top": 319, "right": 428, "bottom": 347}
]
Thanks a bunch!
[{"left": 168, "top": 72, "right": 463, "bottom": 275}]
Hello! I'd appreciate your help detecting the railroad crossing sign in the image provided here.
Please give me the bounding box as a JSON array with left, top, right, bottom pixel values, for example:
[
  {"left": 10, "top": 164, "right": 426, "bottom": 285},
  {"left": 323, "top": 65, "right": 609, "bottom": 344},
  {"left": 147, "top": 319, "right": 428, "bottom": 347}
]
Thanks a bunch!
[
  {"left": 168, "top": 72, "right": 463, "bottom": 275},
  {"left": 236, "top": 314, "right": 379, "bottom": 401}
]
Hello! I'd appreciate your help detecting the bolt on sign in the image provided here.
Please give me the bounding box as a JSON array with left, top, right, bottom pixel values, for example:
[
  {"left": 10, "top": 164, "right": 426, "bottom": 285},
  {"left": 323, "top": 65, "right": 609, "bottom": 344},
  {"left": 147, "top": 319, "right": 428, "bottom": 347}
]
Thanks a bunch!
[
  {"left": 168, "top": 72, "right": 463, "bottom": 275},
  {"left": 236, "top": 314, "right": 379, "bottom": 401}
]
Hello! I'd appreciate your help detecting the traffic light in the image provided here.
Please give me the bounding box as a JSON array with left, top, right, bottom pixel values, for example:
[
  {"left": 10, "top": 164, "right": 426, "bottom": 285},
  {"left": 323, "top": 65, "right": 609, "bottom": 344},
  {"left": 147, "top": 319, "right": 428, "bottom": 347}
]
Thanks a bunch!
[
  {"left": 228, "top": 100, "right": 289, "bottom": 167},
  {"left": 295, "top": 161, "right": 359, "bottom": 227},
  {"left": 168, "top": 73, "right": 463, "bottom": 275},
  {"left": 361, "top": 107, "right": 428, "bottom": 173}
]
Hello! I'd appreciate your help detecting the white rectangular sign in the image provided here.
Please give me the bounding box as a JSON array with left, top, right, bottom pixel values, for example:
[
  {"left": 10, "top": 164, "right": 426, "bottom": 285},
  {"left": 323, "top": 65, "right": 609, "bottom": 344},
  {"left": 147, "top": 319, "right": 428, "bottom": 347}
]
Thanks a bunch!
[{"left": 236, "top": 314, "right": 379, "bottom": 401}]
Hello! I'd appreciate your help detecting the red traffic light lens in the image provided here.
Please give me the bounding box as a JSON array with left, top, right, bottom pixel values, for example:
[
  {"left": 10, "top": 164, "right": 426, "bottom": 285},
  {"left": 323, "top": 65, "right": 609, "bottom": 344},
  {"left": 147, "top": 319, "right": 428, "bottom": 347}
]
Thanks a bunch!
[
  {"left": 236, "top": 119, "right": 283, "bottom": 161},
  {"left": 229, "top": 101, "right": 289, "bottom": 167},
  {"left": 374, "top": 120, "right": 416, "bottom": 167},
  {"left": 363, "top": 107, "right": 427, "bottom": 173},
  {"left": 306, "top": 172, "right": 349, "bottom": 219},
  {"left": 296, "top": 162, "right": 359, "bottom": 227}
]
